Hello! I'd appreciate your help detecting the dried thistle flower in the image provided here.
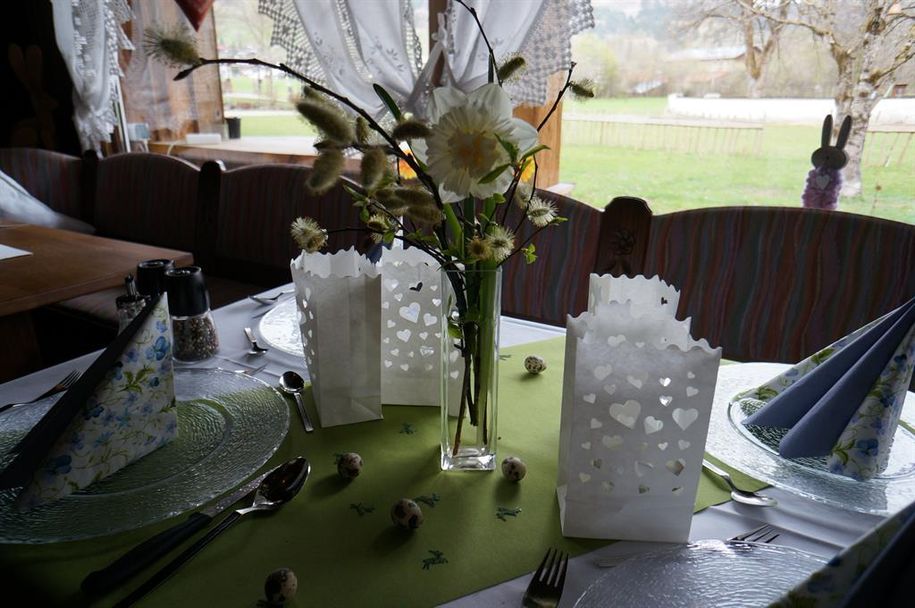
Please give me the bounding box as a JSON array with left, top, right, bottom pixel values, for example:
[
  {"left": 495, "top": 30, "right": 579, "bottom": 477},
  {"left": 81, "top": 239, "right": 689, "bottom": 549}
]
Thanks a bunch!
[
  {"left": 307, "top": 147, "right": 344, "bottom": 194},
  {"left": 569, "top": 79, "right": 596, "bottom": 99},
  {"left": 361, "top": 147, "right": 387, "bottom": 190},
  {"left": 296, "top": 100, "right": 355, "bottom": 145},
  {"left": 485, "top": 224, "right": 514, "bottom": 262},
  {"left": 144, "top": 24, "right": 200, "bottom": 67},
  {"left": 290, "top": 217, "right": 328, "bottom": 253},
  {"left": 497, "top": 55, "right": 526, "bottom": 82},
  {"left": 467, "top": 236, "right": 493, "bottom": 261},
  {"left": 391, "top": 119, "right": 432, "bottom": 140},
  {"left": 526, "top": 196, "right": 558, "bottom": 228},
  {"left": 365, "top": 214, "right": 392, "bottom": 242}
]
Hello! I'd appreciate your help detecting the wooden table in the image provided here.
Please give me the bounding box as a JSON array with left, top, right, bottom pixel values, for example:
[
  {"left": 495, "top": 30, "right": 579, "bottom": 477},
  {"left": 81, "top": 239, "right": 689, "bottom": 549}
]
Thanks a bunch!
[{"left": 0, "top": 224, "right": 193, "bottom": 380}]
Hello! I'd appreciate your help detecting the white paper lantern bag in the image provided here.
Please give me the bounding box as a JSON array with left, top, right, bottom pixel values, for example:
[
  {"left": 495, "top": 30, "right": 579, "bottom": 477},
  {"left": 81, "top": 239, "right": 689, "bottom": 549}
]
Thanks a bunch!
[
  {"left": 379, "top": 248, "right": 461, "bottom": 410},
  {"left": 291, "top": 248, "right": 382, "bottom": 427},
  {"left": 557, "top": 275, "right": 722, "bottom": 542}
]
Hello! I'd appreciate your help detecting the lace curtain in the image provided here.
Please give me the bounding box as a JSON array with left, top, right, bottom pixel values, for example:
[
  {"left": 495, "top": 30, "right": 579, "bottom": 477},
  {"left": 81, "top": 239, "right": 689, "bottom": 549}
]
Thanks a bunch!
[
  {"left": 51, "top": 0, "right": 133, "bottom": 151},
  {"left": 258, "top": 0, "right": 593, "bottom": 118}
]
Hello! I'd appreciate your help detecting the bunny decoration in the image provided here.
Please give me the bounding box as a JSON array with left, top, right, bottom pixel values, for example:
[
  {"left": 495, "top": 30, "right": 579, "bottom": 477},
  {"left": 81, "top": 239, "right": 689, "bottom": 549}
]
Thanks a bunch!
[{"left": 802, "top": 115, "right": 851, "bottom": 211}]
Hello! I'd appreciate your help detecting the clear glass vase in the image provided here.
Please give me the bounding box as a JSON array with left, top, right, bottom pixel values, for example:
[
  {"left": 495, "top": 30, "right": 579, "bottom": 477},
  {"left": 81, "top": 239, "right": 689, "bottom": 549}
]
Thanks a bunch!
[{"left": 440, "top": 267, "right": 502, "bottom": 471}]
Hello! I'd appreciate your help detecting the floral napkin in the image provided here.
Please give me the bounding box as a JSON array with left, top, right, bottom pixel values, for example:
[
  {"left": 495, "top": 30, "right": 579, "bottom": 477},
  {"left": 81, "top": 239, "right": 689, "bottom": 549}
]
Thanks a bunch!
[
  {"left": 737, "top": 296, "right": 915, "bottom": 480},
  {"left": 0, "top": 295, "right": 178, "bottom": 509},
  {"left": 772, "top": 500, "right": 915, "bottom": 607}
]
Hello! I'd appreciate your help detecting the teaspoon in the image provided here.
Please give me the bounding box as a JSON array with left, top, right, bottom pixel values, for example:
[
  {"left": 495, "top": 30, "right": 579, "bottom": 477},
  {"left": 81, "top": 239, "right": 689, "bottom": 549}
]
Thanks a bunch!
[
  {"left": 703, "top": 459, "right": 778, "bottom": 507},
  {"left": 280, "top": 371, "right": 315, "bottom": 432}
]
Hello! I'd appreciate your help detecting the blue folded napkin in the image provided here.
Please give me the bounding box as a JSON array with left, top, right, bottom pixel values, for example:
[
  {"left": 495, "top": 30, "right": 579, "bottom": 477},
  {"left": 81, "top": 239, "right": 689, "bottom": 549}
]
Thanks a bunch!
[
  {"left": 0, "top": 295, "right": 178, "bottom": 509},
  {"left": 771, "top": 501, "right": 915, "bottom": 608},
  {"left": 737, "top": 296, "right": 915, "bottom": 480}
]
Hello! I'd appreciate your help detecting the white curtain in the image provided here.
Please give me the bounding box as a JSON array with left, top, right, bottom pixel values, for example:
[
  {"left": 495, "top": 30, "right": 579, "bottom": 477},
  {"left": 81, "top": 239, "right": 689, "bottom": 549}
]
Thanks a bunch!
[
  {"left": 259, "top": 0, "right": 593, "bottom": 118},
  {"left": 51, "top": 0, "right": 133, "bottom": 151}
]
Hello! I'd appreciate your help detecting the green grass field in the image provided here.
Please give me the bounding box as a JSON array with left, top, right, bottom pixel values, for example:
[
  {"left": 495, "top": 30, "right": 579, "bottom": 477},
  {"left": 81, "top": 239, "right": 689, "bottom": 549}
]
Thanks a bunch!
[{"left": 231, "top": 101, "right": 914, "bottom": 224}]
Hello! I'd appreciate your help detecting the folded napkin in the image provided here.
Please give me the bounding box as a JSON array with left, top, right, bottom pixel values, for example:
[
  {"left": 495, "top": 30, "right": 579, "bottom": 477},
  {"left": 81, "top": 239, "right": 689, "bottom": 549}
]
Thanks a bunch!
[
  {"left": 771, "top": 501, "right": 915, "bottom": 608},
  {"left": 0, "top": 294, "right": 177, "bottom": 509},
  {"left": 738, "top": 296, "right": 915, "bottom": 480}
]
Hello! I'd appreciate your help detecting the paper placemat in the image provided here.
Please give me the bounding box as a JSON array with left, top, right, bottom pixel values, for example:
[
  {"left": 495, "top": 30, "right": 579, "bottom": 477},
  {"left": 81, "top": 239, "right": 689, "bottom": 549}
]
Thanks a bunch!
[{"left": 0, "top": 244, "right": 31, "bottom": 261}]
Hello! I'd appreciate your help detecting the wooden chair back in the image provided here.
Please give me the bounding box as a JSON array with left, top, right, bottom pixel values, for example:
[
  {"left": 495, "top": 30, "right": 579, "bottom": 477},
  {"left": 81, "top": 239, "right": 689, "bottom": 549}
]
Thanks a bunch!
[
  {"left": 599, "top": 199, "right": 915, "bottom": 363},
  {"left": 0, "top": 147, "right": 94, "bottom": 222}
]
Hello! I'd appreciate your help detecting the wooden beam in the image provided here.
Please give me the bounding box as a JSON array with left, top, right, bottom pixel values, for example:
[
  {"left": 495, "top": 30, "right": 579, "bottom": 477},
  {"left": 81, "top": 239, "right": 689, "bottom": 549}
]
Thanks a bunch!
[{"left": 513, "top": 72, "right": 565, "bottom": 188}]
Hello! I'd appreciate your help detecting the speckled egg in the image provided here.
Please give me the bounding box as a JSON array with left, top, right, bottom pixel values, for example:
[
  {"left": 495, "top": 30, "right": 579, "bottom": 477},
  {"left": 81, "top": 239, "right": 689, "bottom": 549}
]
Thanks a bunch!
[
  {"left": 390, "top": 498, "right": 424, "bottom": 530},
  {"left": 337, "top": 452, "right": 363, "bottom": 479},
  {"left": 264, "top": 568, "right": 297, "bottom": 605},
  {"left": 524, "top": 355, "right": 547, "bottom": 375},
  {"left": 501, "top": 456, "right": 527, "bottom": 482}
]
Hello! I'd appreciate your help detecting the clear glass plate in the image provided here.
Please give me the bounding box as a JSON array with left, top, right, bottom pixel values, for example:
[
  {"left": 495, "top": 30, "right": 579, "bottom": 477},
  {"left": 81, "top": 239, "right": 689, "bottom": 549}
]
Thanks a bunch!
[
  {"left": 574, "top": 540, "right": 826, "bottom": 608},
  {"left": 0, "top": 368, "right": 289, "bottom": 543},
  {"left": 258, "top": 298, "right": 304, "bottom": 358},
  {"left": 706, "top": 362, "right": 915, "bottom": 515}
]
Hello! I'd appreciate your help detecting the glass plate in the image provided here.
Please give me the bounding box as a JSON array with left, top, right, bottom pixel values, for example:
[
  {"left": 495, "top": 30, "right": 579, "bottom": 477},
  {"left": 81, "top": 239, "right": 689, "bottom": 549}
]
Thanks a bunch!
[
  {"left": 0, "top": 369, "right": 289, "bottom": 543},
  {"left": 258, "top": 298, "right": 304, "bottom": 358},
  {"left": 706, "top": 362, "right": 915, "bottom": 515},
  {"left": 574, "top": 540, "right": 826, "bottom": 608}
]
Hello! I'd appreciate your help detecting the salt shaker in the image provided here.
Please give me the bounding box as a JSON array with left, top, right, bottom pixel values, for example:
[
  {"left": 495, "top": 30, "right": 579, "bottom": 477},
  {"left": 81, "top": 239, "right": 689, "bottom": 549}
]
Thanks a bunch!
[
  {"left": 116, "top": 275, "right": 149, "bottom": 333},
  {"left": 165, "top": 266, "right": 219, "bottom": 361}
]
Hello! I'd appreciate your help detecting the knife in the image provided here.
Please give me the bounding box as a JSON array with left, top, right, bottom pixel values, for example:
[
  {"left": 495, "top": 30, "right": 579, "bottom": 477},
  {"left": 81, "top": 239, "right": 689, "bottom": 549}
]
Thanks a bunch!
[{"left": 81, "top": 470, "right": 271, "bottom": 595}]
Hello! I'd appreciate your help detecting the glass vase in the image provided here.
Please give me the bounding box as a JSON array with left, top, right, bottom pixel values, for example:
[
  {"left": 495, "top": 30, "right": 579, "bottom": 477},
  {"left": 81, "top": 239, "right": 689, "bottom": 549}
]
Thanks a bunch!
[{"left": 440, "top": 267, "right": 501, "bottom": 471}]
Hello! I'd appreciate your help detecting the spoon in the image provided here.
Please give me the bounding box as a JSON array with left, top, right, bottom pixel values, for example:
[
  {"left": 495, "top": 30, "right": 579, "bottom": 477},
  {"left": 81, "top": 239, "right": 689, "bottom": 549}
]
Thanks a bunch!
[
  {"left": 244, "top": 326, "right": 269, "bottom": 356},
  {"left": 248, "top": 290, "right": 294, "bottom": 305},
  {"left": 703, "top": 459, "right": 778, "bottom": 507},
  {"left": 280, "top": 371, "right": 315, "bottom": 432},
  {"left": 114, "top": 457, "right": 311, "bottom": 608}
]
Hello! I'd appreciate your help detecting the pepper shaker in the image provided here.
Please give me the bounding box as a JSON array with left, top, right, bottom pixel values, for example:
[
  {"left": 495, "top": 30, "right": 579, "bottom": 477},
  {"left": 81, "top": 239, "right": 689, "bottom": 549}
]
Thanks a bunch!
[
  {"left": 116, "top": 275, "right": 149, "bottom": 333},
  {"left": 136, "top": 259, "right": 175, "bottom": 298},
  {"left": 165, "top": 266, "right": 219, "bottom": 361}
]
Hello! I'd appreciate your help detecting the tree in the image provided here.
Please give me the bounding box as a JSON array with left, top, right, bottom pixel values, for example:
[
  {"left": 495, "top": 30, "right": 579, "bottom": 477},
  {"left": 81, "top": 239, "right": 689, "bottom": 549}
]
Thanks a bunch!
[
  {"left": 736, "top": 0, "right": 915, "bottom": 197},
  {"left": 679, "top": 1, "right": 789, "bottom": 97}
]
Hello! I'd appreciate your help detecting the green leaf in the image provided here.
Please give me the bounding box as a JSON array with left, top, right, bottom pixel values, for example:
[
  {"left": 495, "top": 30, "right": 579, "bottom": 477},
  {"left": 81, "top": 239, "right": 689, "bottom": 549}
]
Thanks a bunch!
[
  {"left": 522, "top": 243, "right": 537, "bottom": 264},
  {"left": 549, "top": 216, "right": 569, "bottom": 224},
  {"left": 520, "top": 144, "right": 550, "bottom": 160},
  {"left": 382, "top": 230, "right": 396, "bottom": 245},
  {"left": 359, "top": 206, "right": 370, "bottom": 222},
  {"left": 373, "top": 84, "right": 402, "bottom": 120},
  {"left": 486, "top": 193, "right": 506, "bottom": 205},
  {"left": 343, "top": 184, "right": 368, "bottom": 203},
  {"left": 479, "top": 164, "right": 510, "bottom": 184},
  {"left": 494, "top": 134, "right": 519, "bottom": 163},
  {"left": 447, "top": 321, "right": 463, "bottom": 340}
]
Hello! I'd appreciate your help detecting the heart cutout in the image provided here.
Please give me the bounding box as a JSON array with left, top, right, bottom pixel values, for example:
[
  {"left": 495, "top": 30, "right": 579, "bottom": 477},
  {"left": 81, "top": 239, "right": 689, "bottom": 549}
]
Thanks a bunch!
[
  {"left": 659, "top": 377, "right": 671, "bottom": 387},
  {"left": 658, "top": 442, "right": 669, "bottom": 450},
  {"left": 583, "top": 393, "right": 597, "bottom": 404},
  {"left": 686, "top": 386, "right": 699, "bottom": 397},
  {"left": 399, "top": 363, "right": 410, "bottom": 371},
  {"left": 383, "top": 360, "right": 393, "bottom": 368},
  {"left": 602, "top": 481, "right": 614, "bottom": 493},
  {"left": 423, "top": 313, "right": 437, "bottom": 327},
  {"left": 581, "top": 441, "right": 591, "bottom": 450},
  {"left": 579, "top": 472, "right": 591, "bottom": 483},
  {"left": 393, "top": 293, "right": 403, "bottom": 301},
  {"left": 594, "top": 364, "right": 613, "bottom": 381},
  {"left": 390, "top": 348, "right": 400, "bottom": 356},
  {"left": 678, "top": 440, "right": 691, "bottom": 450},
  {"left": 687, "top": 371, "right": 696, "bottom": 379},
  {"left": 419, "top": 346, "right": 434, "bottom": 357},
  {"left": 592, "top": 458, "right": 603, "bottom": 469},
  {"left": 672, "top": 487, "right": 683, "bottom": 495},
  {"left": 634, "top": 461, "right": 654, "bottom": 477},
  {"left": 666, "top": 458, "right": 686, "bottom": 476},
  {"left": 638, "top": 484, "right": 650, "bottom": 494},
  {"left": 603, "top": 384, "right": 617, "bottom": 395},
  {"left": 601, "top": 435, "right": 623, "bottom": 449},
  {"left": 396, "top": 329, "right": 412, "bottom": 342},
  {"left": 607, "top": 334, "right": 626, "bottom": 347},
  {"left": 590, "top": 418, "right": 603, "bottom": 429},
  {"left": 643, "top": 416, "right": 663, "bottom": 435},
  {"left": 399, "top": 302, "right": 420, "bottom": 324},
  {"left": 626, "top": 375, "right": 643, "bottom": 389},
  {"left": 672, "top": 407, "right": 699, "bottom": 430},
  {"left": 609, "top": 400, "right": 641, "bottom": 429},
  {"left": 387, "top": 320, "right": 396, "bottom": 328},
  {"left": 659, "top": 395, "right": 673, "bottom": 407},
  {"left": 419, "top": 332, "right": 429, "bottom": 340}
]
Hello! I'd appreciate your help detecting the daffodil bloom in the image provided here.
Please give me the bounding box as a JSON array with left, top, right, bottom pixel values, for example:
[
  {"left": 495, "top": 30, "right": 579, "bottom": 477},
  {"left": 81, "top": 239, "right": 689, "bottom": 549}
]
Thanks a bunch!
[
  {"left": 413, "top": 83, "right": 538, "bottom": 203},
  {"left": 398, "top": 142, "right": 418, "bottom": 181}
]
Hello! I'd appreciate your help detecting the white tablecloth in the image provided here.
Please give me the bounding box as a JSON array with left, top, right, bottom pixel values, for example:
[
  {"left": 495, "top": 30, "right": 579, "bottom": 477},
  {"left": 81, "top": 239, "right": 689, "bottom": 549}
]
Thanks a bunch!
[{"left": 0, "top": 286, "right": 891, "bottom": 607}]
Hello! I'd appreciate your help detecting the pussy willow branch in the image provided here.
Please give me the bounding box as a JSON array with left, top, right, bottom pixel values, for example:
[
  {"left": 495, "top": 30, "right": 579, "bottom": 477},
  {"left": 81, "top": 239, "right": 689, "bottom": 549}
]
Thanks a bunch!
[
  {"left": 537, "top": 62, "right": 576, "bottom": 132},
  {"left": 500, "top": 221, "right": 552, "bottom": 266},
  {"left": 511, "top": 161, "right": 539, "bottom": 236},
  {"left": 454, "top": 0, "right": 500, "bottom": 85},
  {"left": 176, "top": 58, "right": 443, "bottom": 210}
]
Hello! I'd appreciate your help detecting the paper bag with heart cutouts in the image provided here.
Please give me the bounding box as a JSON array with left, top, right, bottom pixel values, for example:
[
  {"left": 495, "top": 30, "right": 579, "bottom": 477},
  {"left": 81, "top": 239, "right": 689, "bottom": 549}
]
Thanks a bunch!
[
  {"left": 291, "top": 248, "right": 382, "bottom": 427},
  {"left": 379, "top": 248, "right": 462, "bottom": 411},
  {"left": 557, "top": 275, "right": 721, "bottom": 542}
]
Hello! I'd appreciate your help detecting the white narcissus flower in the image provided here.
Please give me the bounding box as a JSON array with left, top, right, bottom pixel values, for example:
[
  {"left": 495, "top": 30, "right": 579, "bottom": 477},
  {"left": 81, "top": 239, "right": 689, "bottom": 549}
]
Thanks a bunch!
[{"left": 413, "top": 83, "right": 539, "bottom": 203}]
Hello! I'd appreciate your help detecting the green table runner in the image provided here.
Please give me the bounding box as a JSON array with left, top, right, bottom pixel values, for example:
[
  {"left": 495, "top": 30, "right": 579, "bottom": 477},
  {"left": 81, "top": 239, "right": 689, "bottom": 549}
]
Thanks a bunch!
[{"left": 0, "top": 337, "right": 765, "bottom": 607}]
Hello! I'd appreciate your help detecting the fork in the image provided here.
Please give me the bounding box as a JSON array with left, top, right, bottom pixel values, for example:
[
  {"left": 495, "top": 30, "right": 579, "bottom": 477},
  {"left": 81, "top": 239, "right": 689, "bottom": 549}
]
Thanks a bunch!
[
  {"left": 0, "top": 370, "right": 81, "bottom": 414},
  {"left": 248, "top": 290, "right": 293, "bottom": 306},
  {"left": 523, "top": 548, "right": 568, "bottom": 608},
  {"left": 729, "top": 523, "right": 781, "bottom": 544},
  {"left": 244, "top": 327, "right": 269, "bottom": 356}
]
